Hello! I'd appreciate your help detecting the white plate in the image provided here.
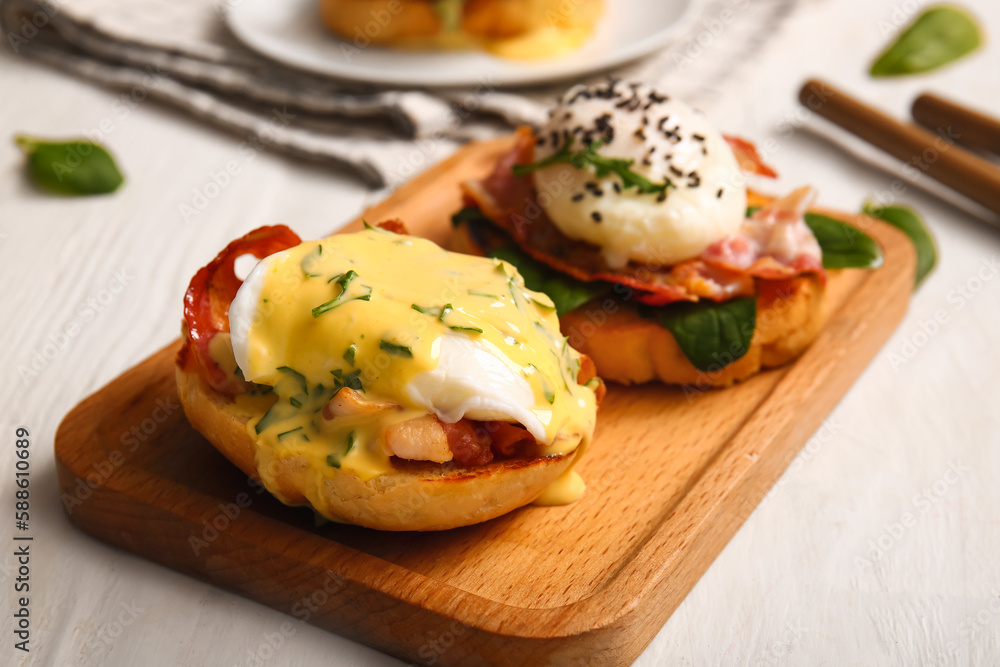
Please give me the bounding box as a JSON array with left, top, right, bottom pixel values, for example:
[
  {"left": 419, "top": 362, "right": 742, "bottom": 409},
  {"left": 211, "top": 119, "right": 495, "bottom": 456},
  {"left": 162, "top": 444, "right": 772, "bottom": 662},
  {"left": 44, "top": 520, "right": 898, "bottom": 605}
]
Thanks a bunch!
[{"left": 225, "top": 0, "right": 700, "bottom": 88}]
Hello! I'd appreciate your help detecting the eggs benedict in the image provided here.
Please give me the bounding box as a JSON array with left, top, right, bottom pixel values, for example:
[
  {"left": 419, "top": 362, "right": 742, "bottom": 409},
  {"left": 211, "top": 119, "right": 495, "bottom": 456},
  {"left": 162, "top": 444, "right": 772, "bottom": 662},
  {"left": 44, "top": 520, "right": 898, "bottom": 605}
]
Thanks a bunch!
[
  {"left": 318, "top": 0, "right": 604, "bottom": 60},
  {"left": 451, "top": 80, "right": 885, "bottom": 386},
  {"left": 176, "top": 223, "right": 603, "bottom": 531}
]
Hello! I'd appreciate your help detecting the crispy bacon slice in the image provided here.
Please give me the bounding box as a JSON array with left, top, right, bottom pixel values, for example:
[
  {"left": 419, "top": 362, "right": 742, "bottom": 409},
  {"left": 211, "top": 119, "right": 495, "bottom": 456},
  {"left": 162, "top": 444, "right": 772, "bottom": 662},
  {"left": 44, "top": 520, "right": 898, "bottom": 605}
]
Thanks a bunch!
[
  {"left": 701, "top": 186, "right": 824, "bottom": 281},
  {"left": 374, "top": 219, "right": 408, "bottom": 234},
  {"left": 182, "top": 225, "right": 302, "bottom": 392},
  {"left": 461, "top": 128, "right": 821, "bottom": 307},
  {"left": 724, "top": 135, "right": 779, "bottom": 178}
]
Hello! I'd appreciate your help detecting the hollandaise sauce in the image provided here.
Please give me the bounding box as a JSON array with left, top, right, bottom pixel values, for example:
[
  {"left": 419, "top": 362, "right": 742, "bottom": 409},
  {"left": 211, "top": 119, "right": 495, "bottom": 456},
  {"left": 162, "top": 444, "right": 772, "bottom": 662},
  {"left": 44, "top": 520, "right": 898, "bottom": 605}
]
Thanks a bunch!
[{"left": 227, "top": 226, "right": 598, "bottom": 508}]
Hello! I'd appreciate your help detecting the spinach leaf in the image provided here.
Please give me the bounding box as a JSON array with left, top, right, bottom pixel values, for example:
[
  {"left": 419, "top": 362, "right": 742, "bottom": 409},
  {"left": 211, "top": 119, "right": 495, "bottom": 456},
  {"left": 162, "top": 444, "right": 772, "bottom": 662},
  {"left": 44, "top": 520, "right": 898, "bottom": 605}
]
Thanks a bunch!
[
  {"left": 863, "top": 202, "right": 937, "bottom": 287},
  {"left": 15, "top": 135, "right": 124, "bottom": 196},
  {"left": 647, "top": 297, "right": 757, "bottom": 372},
  {"left": 870, "top": 6, "right": 982, "bottom": 77},
  {"left": 489, "top": 244, "right": 610, "bottom": 316},
  {"left": 805, "top": 213, "right": 884, "bottom": 270}
]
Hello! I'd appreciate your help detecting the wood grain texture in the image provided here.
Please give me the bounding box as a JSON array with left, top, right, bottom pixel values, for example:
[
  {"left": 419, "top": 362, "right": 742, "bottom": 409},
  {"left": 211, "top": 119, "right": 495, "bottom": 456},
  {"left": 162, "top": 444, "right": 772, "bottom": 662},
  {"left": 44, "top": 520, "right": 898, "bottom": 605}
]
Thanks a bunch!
[{"left": 55, "top": 137, "right": 916, "bottom": 666}]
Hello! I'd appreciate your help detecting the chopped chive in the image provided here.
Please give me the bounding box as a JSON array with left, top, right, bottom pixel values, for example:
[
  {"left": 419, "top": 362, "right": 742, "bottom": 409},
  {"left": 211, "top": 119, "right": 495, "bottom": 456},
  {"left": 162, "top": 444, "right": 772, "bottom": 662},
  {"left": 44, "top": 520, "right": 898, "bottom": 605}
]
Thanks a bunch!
[
  {"left": 530, "top": 296, "right": 556, "bottom": 311},
  {"left": 289, "top": 395, "right": 304, "bottom": 409},
  {"left": 327, "top": 431, "right": 358, "bottom": 468},
  {"left": 301, "top": 244, "right": 323, "bottom": 278},
  {"left": 411, "top": 303, "right": 444, "bottom": 317},
  {"left": 343, "top": 344, "right": 356, "bottom": 366},
  {"left": 331, "top": 368, "right": 363, "bottom": 393},
  {"left": 380, "top": 340, "right": 413, "bottom": 358},
  {"left": 468, "top": 289, "right": 500, "bottom": 299},
  {"left": 277, "top": 366, "right": 308, "bottom": 394},
  {"left": 277, "top": 426, "right": 303, "bottom": 440},
  {"left": 313, "top": 270, "right": 372, "bottom": 317}
]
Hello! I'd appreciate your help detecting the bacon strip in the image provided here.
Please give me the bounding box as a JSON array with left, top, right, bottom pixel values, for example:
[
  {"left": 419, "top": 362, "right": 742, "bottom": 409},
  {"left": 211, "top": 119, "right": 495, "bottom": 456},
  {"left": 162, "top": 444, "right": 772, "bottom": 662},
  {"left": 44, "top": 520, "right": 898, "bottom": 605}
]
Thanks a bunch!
[
  {"left": 724, "top": 135, "right": 779, "bottom": 178},
  {"left": 461, "top": 128, "right": 821, "bottom": 307},
  {"left": 182, "top": 225, "right": 302, "bottom": 392}
]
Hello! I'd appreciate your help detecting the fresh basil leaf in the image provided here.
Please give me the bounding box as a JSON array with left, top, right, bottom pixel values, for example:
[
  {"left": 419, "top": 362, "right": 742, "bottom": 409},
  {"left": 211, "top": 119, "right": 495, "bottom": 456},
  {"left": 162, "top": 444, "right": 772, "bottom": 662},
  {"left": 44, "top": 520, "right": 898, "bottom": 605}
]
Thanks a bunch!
[
  {"left": 648, "top": 297, "right": 757, "bottom": 372},
  {"left": 870, "top": 6, "right": 982, "bottom": 77},
  {"left": 863, "top": 202, "right": 937, "bottom": 287},
  {"left": 489, "top": 244, "right": 610, "bottom": 316},
  {"left": 805, "top": 213, "right": 884, "bottom": 270},
  {"left": 15, "top": 135, "right": 124, "bottom": 196}
]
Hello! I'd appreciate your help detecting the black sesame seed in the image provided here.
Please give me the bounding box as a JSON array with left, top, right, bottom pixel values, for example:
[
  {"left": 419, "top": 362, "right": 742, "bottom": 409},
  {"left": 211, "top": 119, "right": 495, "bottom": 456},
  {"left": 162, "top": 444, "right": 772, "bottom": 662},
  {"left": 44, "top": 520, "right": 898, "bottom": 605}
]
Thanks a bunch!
[
  {"left": 593, "top": 189, "right": 604, "bottom": 197},
  {"left": 536, "top": 136, "right": 546, "bottom": 147},
  {"left": 591, "top": 211, "right": 603, "bottom": 223},
  {"left": 642, "top": 158, "right": 652, "bottom": 166},
  {"left": 692, "top": 134, "right": 706, "bottom": 141},
  {"left": 572, "top": 193, "right": 585, "bottom": 202},
  {"left": 585, "top": 181, "right": 598, "bottom": 190},
  {"left": 612, "top": 182, "right": 622, "bottom": 193},
  {"left": 716, "top": 188, "right": 724, "bottom": 198},
  {"left": 634, "top": 128, "right": 646, "bottom": 141},
  {"left": 669, "top": 166, "right": 683, "bottom": 177},
  {"left": 656, "top": 191, "right": 668, "bottom": 203}
]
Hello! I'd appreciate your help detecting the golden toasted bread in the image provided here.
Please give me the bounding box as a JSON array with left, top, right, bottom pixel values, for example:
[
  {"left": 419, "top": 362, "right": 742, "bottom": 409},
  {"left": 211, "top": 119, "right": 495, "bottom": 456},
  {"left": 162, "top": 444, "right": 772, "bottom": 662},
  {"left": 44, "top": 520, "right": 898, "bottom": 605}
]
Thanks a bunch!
[
  {"left": 176, "top": 364, "right": 574, "bottom": 531},
  {"left": 559, "top": 275, "right": 825, "bottom": 387}
]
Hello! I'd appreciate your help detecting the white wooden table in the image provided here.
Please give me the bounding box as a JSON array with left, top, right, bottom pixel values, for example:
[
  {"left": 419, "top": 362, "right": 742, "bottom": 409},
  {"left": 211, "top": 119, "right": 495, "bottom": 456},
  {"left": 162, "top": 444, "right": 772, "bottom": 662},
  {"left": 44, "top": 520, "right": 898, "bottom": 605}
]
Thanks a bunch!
[{"left": 3, "top": 0, "right": 999, "bottom": 664}]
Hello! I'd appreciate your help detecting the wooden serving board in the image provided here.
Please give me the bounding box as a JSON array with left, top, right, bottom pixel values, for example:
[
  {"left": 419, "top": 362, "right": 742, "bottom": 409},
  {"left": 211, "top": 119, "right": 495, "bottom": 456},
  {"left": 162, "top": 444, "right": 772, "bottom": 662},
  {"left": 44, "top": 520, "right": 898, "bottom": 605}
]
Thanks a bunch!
[{"left": 56, "top": 138, "right": 916, "bottom": 666}]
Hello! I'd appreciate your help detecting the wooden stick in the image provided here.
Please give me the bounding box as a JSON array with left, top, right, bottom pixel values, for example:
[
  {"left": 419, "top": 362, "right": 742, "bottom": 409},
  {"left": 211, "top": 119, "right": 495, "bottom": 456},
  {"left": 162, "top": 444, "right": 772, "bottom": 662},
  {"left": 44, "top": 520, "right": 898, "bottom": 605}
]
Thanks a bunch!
[
  {"left": 912, "top": 92, "right": 1000, "bottom": 156},
  {"left": 798, "top": 79, "right": 1000, "bottom": 216}
]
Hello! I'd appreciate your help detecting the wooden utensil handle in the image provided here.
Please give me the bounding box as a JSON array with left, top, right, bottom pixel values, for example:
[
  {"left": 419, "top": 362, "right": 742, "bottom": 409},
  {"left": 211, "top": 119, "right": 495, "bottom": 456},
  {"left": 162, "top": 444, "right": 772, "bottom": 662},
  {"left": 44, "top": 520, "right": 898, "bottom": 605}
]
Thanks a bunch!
[
  {"left": 912, "top": 92, "right": 1000, "bottom": 156},
  {"left": 799, "top": 79, "right": 1000, "bottom": 216}
]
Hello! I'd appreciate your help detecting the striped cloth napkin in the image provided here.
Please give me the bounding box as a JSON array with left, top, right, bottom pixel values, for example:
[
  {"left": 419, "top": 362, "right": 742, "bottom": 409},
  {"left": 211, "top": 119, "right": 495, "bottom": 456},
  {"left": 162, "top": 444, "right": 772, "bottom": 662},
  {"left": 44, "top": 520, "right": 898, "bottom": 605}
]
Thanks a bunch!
[{"left": 1, "top": 0, "right": 798, "bottom": 188}]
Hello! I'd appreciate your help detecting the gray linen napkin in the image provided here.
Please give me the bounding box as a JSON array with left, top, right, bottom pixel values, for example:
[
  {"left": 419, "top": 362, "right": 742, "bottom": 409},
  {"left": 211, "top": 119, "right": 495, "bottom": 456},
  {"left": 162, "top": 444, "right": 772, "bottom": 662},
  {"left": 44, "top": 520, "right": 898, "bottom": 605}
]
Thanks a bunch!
[{"left": 1, "top": 0, "right": 799, "bottom": 188}]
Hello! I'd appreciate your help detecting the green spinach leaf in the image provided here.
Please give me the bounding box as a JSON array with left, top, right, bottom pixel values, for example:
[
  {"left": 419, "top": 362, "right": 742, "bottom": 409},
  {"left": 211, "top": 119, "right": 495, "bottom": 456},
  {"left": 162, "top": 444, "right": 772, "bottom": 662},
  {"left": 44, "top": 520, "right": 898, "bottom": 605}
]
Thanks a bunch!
[
  {"left": 15, "top": 135, "right": 124, "bottom": 196},
  {"left": 648, "top": 298, "right": 757, "bottom": 373},
  {"left": 489, "top": 244, "right": 610, "bottom": 316},
  {"left": 870, "top": 6, "right": 982, "bottom": 77},
  {"left": 805, "top": 213, "right": 884, "bottom": 270},
  {"left": 863, "top": 202, "right": 937, "bottom": 287}
]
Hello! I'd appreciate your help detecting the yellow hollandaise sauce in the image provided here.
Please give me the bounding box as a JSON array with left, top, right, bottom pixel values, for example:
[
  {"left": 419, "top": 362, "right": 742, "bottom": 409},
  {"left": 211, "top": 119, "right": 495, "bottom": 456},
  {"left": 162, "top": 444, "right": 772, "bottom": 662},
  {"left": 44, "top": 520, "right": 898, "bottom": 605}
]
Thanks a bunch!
[{"left": 228, "top": 226, "right": 598, "bottom": 507}]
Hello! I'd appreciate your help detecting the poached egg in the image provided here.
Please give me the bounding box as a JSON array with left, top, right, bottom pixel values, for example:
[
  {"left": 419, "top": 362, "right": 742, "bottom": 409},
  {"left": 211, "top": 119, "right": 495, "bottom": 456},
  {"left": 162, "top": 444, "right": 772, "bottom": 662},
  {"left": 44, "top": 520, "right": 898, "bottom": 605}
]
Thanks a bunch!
[
  {"left": 227, "top": 226, "right": 597, "bottom": 486},
  {"left": 532, "top": 80, "right": 747, "bottom": 268}
]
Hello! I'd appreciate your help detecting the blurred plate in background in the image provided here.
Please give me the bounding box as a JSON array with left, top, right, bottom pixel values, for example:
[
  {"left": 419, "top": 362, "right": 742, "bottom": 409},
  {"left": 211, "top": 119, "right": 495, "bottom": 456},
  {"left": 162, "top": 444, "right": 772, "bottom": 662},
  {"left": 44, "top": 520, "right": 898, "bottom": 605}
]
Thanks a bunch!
[{"left": 225, "top": 0, "right": 699, "bottom": 88}]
